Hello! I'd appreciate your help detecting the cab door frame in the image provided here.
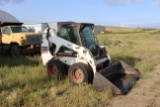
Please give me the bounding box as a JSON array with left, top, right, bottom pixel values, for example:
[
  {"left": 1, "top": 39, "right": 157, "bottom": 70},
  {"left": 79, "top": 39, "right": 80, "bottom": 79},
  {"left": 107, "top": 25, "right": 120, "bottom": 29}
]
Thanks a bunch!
[{"left": 1, "top": 26, "right": 11, "bottom": 44}]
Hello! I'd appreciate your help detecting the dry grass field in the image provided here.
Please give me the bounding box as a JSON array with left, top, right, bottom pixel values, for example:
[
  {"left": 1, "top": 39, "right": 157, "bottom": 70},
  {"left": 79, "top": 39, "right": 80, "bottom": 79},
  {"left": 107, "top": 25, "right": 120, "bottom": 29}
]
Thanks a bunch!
[{"left": 0, "top": 27, "right": 160, "bottom": 107}]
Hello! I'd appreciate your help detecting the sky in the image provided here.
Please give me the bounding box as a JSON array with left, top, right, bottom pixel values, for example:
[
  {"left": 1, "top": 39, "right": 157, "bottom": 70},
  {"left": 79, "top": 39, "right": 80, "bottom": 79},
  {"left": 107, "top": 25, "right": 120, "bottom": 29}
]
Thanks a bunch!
[{"left": 0, "top": 0, "right": 160, "bottom": 27}]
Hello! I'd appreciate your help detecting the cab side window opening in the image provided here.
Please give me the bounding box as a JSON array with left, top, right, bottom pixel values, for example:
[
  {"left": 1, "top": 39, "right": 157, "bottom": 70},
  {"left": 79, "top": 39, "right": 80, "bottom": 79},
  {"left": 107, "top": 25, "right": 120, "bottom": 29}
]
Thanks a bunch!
[
  {"left": 58, "top": 27, "right": 70, "bottom": 41},
  {"left": 58, "top": 26, "right": 80, "bottom": 45},
  {"left": 2, "top": 27, "right": 11, "bottom": 35}
]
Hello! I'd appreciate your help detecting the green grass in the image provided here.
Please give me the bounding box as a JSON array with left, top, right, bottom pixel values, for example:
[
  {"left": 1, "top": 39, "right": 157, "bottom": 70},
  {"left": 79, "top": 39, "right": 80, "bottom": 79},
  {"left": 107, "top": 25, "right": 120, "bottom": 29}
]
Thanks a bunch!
[
  {"left": 1, "top": 27, "right": 160, "bottom": 106},
  {"left": 0, "top": 56, "right": 113, "bottom": 107},
  {"left": 97, "top": 29, "right": 160, "bottom": 73}
]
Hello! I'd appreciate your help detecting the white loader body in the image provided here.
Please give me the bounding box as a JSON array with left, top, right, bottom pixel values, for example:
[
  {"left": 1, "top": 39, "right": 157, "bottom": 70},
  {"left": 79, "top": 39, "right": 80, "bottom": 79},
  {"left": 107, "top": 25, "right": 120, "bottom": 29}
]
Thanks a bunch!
[{"left": 41, "top": 28, "right": 110, "bottom": 76}]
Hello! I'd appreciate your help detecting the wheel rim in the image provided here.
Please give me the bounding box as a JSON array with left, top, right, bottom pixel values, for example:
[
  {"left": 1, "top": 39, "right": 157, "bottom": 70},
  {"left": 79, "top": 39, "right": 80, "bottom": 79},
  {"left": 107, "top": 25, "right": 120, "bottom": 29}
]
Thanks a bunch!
[
  {"left": 71, "top": 68, "right": 84, "bottom": 83},
  {"left": 48, "top": 64, "right": 58, "bottom": 77}
]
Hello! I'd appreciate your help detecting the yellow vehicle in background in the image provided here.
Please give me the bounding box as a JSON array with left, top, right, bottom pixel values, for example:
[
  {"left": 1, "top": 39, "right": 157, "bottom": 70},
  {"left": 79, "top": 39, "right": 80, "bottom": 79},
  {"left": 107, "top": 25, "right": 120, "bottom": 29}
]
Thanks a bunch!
[{"left": 0, "top": 22, "right": 41, "bottom": 56}]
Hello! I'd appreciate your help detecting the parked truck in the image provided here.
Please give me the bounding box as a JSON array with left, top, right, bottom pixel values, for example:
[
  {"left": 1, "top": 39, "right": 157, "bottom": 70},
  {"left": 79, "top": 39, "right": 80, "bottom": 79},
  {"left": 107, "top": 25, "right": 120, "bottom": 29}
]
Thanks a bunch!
[{"left": 0, "top": 22, "right": 41, "bottom": 56}]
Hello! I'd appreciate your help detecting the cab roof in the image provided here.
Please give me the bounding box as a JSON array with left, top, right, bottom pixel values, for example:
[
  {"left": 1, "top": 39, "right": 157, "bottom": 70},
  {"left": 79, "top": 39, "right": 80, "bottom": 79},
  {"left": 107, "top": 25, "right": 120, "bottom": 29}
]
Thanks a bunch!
[{"left": 58, "top": 22, "right": 94, "bottom": 26}]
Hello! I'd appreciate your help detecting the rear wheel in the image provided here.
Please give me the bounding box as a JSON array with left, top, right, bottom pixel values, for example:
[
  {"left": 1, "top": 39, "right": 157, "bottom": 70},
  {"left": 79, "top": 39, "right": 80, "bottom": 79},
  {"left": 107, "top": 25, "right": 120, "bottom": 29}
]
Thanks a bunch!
[
  {"left": 68, "top": 63, "right": 93, "bottom": 85},
  {"left": 10, "top": 45, "right": 21, "bottom": 57},
  {"left": 47, "top": 60, "right": 65, "bottom": 79}
]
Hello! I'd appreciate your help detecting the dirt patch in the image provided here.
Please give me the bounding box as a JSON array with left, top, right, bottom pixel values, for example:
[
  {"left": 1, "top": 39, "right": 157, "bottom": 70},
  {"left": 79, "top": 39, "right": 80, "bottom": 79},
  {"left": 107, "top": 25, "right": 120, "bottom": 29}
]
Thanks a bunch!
[{"left": 107, "top": 65, "right": 160, "bottom": 107}]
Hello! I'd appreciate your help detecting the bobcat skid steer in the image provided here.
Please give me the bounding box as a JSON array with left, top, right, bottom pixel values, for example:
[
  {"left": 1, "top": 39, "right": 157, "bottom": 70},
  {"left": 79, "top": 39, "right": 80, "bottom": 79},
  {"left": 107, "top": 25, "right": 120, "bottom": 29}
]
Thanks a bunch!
[{"left": 41, "top": 22, "right": 140, "bottom": 94}]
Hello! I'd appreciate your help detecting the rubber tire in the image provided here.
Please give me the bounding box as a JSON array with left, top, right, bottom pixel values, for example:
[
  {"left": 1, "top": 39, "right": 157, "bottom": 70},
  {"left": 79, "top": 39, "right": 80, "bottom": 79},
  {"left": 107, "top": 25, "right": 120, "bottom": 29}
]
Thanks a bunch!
[
  {"left": 68, "top": 63, "right": 93, "bottom": 85},
  {"left": 47, "top": 60, "right": 65, "bottom": 79},
  {"left": 10, "top": 45, "right": 21, "bottom": 57}
]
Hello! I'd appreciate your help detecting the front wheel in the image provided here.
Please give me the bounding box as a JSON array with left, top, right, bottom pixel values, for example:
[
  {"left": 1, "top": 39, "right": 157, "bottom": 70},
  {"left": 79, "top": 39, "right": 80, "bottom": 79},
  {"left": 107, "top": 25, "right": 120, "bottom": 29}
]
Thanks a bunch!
[
  {"left": 68, "top": 63, "right": 93, "bottom": 85},
  {"left": 10, "top": 45, "right": 21, "bottom": 57}
]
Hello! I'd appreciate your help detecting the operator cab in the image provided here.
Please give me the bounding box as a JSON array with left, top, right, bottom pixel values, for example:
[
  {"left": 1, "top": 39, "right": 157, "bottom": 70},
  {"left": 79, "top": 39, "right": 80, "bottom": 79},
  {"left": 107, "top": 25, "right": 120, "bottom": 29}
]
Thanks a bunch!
[{"left": 57, "top": 22, "right": 99, "bottom": 57}]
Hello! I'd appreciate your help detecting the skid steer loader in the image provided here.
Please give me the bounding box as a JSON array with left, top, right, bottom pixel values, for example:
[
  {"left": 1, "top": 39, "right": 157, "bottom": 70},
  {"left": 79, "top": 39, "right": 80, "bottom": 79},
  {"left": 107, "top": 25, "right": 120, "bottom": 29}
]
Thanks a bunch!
[{"left": 41, "top": 22, "right": 140, "bottom": 94}]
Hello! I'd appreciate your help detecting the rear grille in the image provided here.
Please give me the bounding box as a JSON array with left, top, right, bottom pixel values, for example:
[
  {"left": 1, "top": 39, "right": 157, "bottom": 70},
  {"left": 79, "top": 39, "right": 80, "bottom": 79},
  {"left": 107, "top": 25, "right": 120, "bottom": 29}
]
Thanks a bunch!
[{"left": 26, "top": 35, "right": 41, "bottom": 44}]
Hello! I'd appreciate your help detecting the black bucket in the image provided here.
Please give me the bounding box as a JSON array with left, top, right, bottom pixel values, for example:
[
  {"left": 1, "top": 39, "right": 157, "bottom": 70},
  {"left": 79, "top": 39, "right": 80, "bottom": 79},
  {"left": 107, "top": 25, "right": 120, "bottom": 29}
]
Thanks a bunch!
[{"left": 93, "top": 61, "right": 140, "bottom": 94}]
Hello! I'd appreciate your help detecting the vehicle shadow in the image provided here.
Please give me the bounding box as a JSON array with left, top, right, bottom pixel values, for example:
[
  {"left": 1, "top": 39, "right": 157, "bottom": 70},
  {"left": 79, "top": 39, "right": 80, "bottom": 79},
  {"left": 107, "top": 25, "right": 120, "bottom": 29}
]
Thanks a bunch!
[{"left": 0, "top": 55, "right": 39, "bottom": 67}]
